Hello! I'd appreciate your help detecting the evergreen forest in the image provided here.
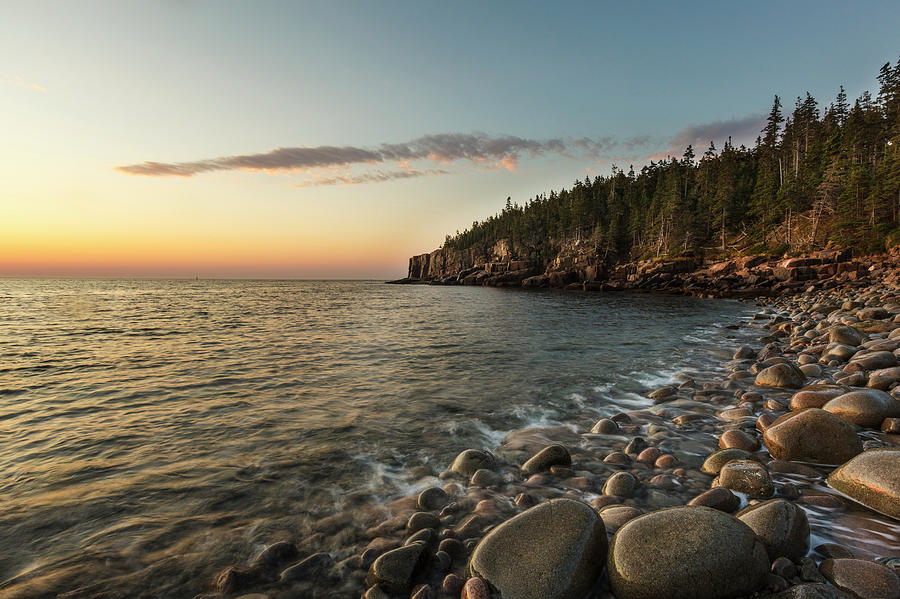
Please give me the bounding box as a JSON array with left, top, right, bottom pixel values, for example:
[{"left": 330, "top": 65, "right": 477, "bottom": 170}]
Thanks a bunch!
[{"left": 442, "top": 58, "right": 900, "bottom": 262}]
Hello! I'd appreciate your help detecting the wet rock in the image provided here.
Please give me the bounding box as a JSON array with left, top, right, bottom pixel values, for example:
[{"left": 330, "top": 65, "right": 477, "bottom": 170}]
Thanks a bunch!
[
  {"left": 467, "top": 498, "right": 607, "bottom": 599},
  {"left": 831, "top": 325, "right": 864, "bottom": 346},
  {"left": 363, "top": 586, "right": 391, "bottom": 599},
  {"left": 735, "top": 345, "right": 757, "bottom": 359},
  {"left": 883, "top": 417, "right": 900, "bottom": 433},
  {"left": 607, "top": 506, "right": 768, "bottom": 599},
  {"left": 417, "top": 487, "right": 448, "bottom": 511},
  {"left": 790, "top": 385, "right": 847, "bottom": 410},
  {"left": 366, "top": 544, "right": 426, "bottom": 593},
  {"left": 251, "top": 541, "right": 298, "bottom": 571},
  {"left": 461, "top": 576, "right": 490, "bottom": 599},
  {"left": 719, "top": 429, "right": 761, "bottom": 451},
  {"left": 756, "top": 363, "right": 806, "bottom": 388},
  {"left": 858, "top": 307, "right": 889, "bottom": 320},
  {"left": 823, "top": 389, "right": 900, "bottom": 428},
  {"left": 407, "top": 512, "right": 441, "bottom": 532},
  {"left": 714, "top": 459, "right": 775, "bottom": 498},
  {"left": 763, "top": 409, "right": 863, "bottom": 465},
  {"left": 624, "top": 437, "right": 648, "bottom": 455},
  {"left": 846, "top": 351, "right": 899, "bottom": 372},
  {"left": 687, "top": 487, "right": 740, "bottom": 513},
  {"left": 655, "top": 454, "right": 679, "bottom": 469},
  {"left": 649, "top": 386, "right": 678, "bottom": 402},
  {"left": 820, "top": 558, "right": 900, "bottom": 599},
  {"left": 214, "top": 565, "right": 262, "bottom": 593},
  {"left": 772, "top": 556, "right": 798, "bottom": 580},
  {"left": 701, "top": 448, "right": 754, "bottom": 475},
  {"left": 598, "top": 505, "right": 642, "bottom": 531},
  {"left": 441, "top": 573, "right": 465, "bottom": 595},
  {"left": 590, "top": 418, "right": 619, "bottom": 434},
  {"left": 827, "top": 448, "right": 900, "bottom": 519},
  {"left": 280, "top": 553, "right": 333, "bottom": 583},
  {"left": 521, "top": 444, "right": 571, "bottom": 475},
  {"left": 450, "top": 449, "right": 495, "bottom": 476},
  {"left": 815, "top": 543, "right": 855, "bottom": 559},
  {"left": 603, "top": 471, "right": 637, "bottom": 497},
  {"left": 737, "top": 498, "right": 810, "bottom": 561},
  {"left": 766, "top": 583, "right": 855, "bottom": 598},
  {"left": 469, "top": 469, "right": 501, "bottom": 487},
  {"left": 604, "top": 451, "right": 631, "bottom": 465},
  {"left": 637, "top": 447, "right": 662, "bottom": 464}
]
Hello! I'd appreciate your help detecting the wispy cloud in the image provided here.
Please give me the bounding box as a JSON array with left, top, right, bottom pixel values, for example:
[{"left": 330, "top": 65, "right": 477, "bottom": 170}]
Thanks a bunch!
[
  {"left": 114, "top": 118, "right": 767, "bottom": 188},
  {"left": 290, "top": 168, "right": 451, "bottom": 188},
  {"left": 644, "top": 114, "right": 765, "bottom": 162},
  {"left": 9, "top": 75, "right": 46, "bottom": 92},
  {"left": 115, "top": 133, "right": 585, "bottom": 178}
]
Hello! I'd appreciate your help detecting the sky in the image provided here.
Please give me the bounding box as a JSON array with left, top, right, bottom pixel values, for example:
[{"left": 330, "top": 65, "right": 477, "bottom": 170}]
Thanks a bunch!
[{"left": 2, "top": 1, "right": 900, "bottom": 278}]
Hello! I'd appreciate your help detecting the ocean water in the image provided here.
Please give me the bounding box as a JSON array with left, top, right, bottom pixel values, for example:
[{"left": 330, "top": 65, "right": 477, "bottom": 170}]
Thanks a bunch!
[{"left": 0, "top": 280, "right": 767, "bottom": 596}]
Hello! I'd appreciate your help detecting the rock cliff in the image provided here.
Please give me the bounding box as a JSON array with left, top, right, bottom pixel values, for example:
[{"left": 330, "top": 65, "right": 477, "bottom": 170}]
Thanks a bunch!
[{"left": 392, "top": 241, "right": 888, "bottom": 299}]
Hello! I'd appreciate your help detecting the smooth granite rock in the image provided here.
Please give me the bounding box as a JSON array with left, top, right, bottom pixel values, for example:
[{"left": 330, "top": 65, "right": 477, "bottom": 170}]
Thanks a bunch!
[
  {"left": 366, "top": 544, "right": 426, "bottom": 593},
  {"left": 714, "top": 459, "right": 775, "bottom": 498},
  {"left": 450, "top": 449, "right": 495, "bottom": 476},
  {"left": 763, "top": 409, "right": 863, "bottom": 465},
  {"left": 701, "top": 448, "right": 754, "bottom": 475},
  {"left": 687, "top": 487, "right": 740, "bottom": 512},
  {"left": 521, "top": 444, "right": 571, "bottom": 475},
  {"left": 790, "top": 385, "right": 847, "bottom": 411},
  {"left": 603, "top": 471, "right": 637, "bottom": 497},
  {"left": 737, "top": 499, "right": 810, "bottom": 561},
  {"left": 467, "top": 498, "right": 607, "bottom": 599},
  {"left": 756, "top": 363, "right": 806, "bottom": 389},
  {"left": 820, "top": 558, "right": 900, "bottom": 599},
  {"left": 823, "top": 389, "right": 900, "bottom": 428},
  {"left": 607, "top": 506, "right": 769, "bottom": 599},
  {"left": 827, "top": 448, "right": 900, "bottom": 520},
  {"left": 766, "top": 582, "right": 855, "bottom": 599}
]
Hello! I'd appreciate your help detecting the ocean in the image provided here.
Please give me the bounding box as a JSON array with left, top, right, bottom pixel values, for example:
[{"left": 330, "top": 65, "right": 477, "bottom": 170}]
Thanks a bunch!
[{"left": 0, "top": 279, "right": 761, "bottom": 597}]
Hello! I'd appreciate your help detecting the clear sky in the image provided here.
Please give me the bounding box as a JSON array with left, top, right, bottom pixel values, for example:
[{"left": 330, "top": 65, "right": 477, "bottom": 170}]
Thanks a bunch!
[{"left": 3, "top": 1, "right": 899, "bottom": 278}]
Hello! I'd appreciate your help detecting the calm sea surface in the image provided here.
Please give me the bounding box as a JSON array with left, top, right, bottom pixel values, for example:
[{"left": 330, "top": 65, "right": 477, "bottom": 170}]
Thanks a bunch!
[{"left": 0, "top": 280, "right": 759, "bottom": 596}]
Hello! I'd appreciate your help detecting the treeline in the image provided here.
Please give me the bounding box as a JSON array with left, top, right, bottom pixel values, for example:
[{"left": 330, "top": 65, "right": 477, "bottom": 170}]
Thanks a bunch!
[{"left": 443, "top": 58, "right": 900, "bottom": 263}]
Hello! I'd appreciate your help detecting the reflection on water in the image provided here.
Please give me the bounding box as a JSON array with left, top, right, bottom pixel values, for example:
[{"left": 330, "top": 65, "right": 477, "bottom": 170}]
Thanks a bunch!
[{"left": 0, "top": 280, "right": 893, "bottom": 597}]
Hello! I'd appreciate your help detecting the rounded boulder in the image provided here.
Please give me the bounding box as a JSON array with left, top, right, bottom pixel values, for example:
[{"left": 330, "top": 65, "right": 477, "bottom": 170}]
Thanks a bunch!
[
  {"left": 737, "top": 498, "right": 810, "bottom": 561},
  {"left": 450, "top": 449, "right": 495, "bottom": 476},
  {"left": 823, "top": 389, "right": 900, "bottom": 428},
  {"left": 467, "top": 498, "right": 607, "bottom": 599},
  {"left": 607, "top": 506, "right": 769, "bottom": 599},
  {"left": 763, "top": 409, "right": 863, "bottom": 465},
  {"left": 756, "top": 363, "right": 806, "bottom": 389},
  {"left": 827, "top": 448, "right": 900, "bottom": 520}
]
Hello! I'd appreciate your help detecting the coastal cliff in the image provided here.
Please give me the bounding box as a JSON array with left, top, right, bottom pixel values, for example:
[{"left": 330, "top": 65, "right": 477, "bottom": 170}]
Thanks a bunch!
[{"left": 392, "top": 239, "right": 895, "bottom": 299}]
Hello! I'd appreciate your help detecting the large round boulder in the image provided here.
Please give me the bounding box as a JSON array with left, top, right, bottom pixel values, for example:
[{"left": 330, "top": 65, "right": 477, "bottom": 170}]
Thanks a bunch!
[
  {"left": 737, "top": 498, "right": 810, "bottom": 561},
  {"left": 822, "top": 389, "right": 900, "bottom": 428},
  {"left": 467, "top": 498, "right": 607, "bottom": 599},
  {"left": 827, "top": 448, "right": 900, "bottom": 520},
  {"left": 607, "top": 506, "right": 769, "bottom": 599},
  {"left": 763, "top": 409, "right": 863, "bottom": 465},
  {"left": 756, "top": 363, "right": 806, "bottom": 389}
]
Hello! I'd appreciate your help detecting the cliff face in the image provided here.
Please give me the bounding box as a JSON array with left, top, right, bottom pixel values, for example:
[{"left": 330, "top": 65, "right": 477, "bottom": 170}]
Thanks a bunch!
[{"left": 396, "top": 239, "right": 880, "bottom": 298}]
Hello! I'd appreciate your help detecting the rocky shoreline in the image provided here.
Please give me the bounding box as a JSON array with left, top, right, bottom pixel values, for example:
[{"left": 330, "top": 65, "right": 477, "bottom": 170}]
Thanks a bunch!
[
  {"left": 390, "top": 244, "right": 900, "bottom": 301},
  {"left": 200, "top": 269, "right": 900, "bottom": 599}
]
